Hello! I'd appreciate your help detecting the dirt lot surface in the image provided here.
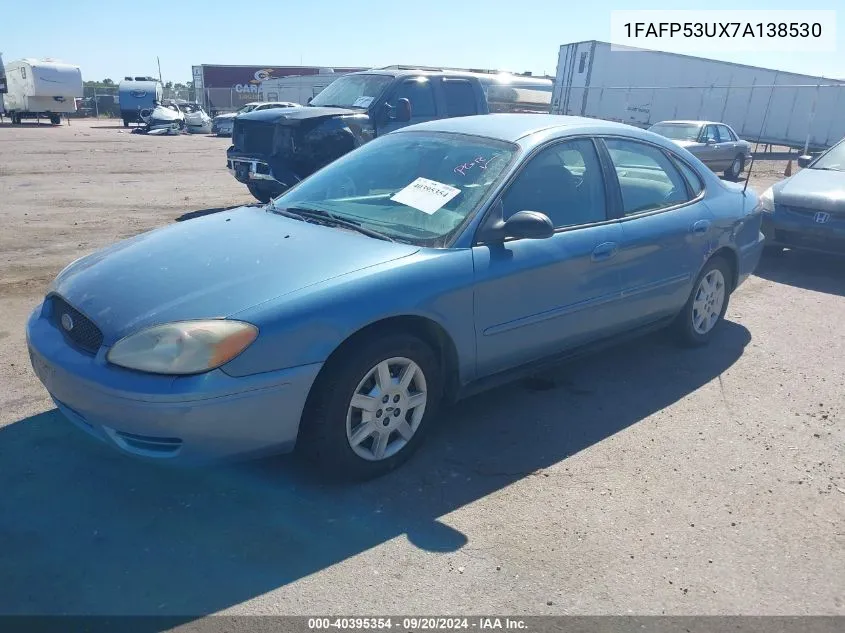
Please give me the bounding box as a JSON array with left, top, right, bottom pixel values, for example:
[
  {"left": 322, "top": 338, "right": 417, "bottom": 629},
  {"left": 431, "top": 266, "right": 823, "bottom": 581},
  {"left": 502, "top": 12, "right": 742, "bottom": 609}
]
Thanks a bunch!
[{"left": 1, "top": 119, "right": 842, "bottom": 617}]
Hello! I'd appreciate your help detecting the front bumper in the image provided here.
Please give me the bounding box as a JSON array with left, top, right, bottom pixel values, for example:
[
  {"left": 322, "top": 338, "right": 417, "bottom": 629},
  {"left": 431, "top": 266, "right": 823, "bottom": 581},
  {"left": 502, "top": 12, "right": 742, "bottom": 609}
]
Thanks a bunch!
[
  {"left": 227, "top": 156, "right": 279, "bottom": 184},
  {"left": 26, "top": 303, "right": 323, "bottom": 464},
  {"left": 762, "top": 210, "right": 845, "bottom": 256}
]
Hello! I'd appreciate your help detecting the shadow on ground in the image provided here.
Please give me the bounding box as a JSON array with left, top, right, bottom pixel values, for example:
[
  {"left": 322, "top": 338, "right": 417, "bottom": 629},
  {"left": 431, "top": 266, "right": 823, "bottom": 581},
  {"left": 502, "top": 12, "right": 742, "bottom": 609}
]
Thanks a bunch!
[
  {"left": 0, "top": 322, "right": 751, "bottom": 621},
  {"left": 755, "top": 250, "right": 845, "bottom": 297},
  {"left": 0, "top": 122, "right": 63, "bottom": 129}
]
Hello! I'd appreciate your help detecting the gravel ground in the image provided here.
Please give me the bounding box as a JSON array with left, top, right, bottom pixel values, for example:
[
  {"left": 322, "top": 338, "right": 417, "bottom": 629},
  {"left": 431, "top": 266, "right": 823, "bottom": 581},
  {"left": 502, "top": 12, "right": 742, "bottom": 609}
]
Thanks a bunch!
[{"left": 0, "top": 119, "right": 842, "bottom": 617}]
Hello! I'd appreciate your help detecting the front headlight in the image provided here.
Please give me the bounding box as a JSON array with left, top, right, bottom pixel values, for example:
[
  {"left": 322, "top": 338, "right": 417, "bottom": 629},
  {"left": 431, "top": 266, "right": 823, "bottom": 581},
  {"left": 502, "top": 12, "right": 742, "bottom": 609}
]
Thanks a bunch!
[
  {"left": 760, "top": 186, "right": 775, "bottom": 213},
  {"left": 107, "top": 320, "right": 258, "bottom": 375}
]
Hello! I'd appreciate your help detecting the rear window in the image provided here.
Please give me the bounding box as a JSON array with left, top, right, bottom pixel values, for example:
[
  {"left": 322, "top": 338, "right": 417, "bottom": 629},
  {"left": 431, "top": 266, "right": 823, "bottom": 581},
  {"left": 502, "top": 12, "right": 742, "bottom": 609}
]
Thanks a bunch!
[{"left": 442, "top": 79, "right": 477, "bottom": 117}]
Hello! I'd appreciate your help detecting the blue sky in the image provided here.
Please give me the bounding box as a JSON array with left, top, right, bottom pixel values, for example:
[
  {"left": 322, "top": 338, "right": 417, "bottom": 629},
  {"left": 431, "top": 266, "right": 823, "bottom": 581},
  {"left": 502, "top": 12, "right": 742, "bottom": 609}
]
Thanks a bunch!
[{"left": 1, "top": 0, "right": 842, "bottom": 83}]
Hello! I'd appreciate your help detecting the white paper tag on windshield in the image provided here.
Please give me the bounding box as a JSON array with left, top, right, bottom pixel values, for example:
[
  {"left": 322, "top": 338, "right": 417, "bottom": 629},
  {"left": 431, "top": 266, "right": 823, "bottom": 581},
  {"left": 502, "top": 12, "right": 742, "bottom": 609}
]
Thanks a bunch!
[
  {"left": 390, "top": 178, "right": 461, "bottom": 215},
  {"left": 353, "top": 96, "right": 374, "bottom": 108}
]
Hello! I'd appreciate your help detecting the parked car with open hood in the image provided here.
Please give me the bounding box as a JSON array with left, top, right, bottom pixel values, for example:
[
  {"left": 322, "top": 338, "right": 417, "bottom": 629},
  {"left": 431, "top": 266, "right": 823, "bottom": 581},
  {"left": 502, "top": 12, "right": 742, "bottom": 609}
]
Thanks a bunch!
[
  {"left": 760, "top": 136, "right": 845, "bottom": 256},
  {"left": 227, "top": 68, "right": 493, "bottom": 202},
  {"left": 648, "top": 120, "right": 752, "bottom": 181},
  {"left": 27, "top": 114, "right": 764, "bottom": 480},
  {"left": 212, "top": 101, "right": 299, "bottom": 137}
]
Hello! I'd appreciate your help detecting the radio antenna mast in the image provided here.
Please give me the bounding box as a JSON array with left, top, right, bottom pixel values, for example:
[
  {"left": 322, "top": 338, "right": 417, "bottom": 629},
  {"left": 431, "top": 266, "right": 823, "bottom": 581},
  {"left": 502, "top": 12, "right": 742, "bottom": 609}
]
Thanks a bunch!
[{"left": 743, "top": 85, "right": 777, "bottom": 194}]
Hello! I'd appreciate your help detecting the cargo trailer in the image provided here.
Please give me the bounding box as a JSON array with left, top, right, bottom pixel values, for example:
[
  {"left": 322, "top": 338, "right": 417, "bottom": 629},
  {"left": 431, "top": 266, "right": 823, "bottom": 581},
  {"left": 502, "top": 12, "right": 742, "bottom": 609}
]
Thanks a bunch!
[
  {"left": 2, "top": 58, "right": 83, "bottom": 124},
  {"left": 552, "top": 40, "right": 845, "bottom": 150}
]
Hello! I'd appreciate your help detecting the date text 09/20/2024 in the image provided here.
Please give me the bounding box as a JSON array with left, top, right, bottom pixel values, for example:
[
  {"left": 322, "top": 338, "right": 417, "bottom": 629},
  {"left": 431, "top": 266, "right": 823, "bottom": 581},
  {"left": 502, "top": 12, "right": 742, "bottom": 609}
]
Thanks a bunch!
[{"left": 308, "top": 617, "right": 528, "bottom": 630}]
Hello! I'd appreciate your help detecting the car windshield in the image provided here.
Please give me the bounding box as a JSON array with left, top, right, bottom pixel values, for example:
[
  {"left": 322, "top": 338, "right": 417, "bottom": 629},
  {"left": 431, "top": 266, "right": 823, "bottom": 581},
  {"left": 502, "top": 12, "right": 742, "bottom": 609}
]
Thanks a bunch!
[
  {"left": 811, "top": 140, "right": 845, "bottom": 171},
  {"left": 238, "top": 105, "right": 257, "bottom": 114},
  {"left": 309, "top": 74, "right": 393, "bottom": 109},
  {"left": 269, "top": 131, "right": 518, "bottom": 246},
  {"left": 649, "top": 123, "right": 702, "bottom": 141}
]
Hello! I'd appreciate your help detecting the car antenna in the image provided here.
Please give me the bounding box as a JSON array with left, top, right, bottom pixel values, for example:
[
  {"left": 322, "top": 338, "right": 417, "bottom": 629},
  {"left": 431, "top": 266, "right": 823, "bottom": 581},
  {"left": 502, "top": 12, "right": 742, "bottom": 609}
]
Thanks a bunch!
[{"left": 743, "top": 85, "right": 777, "bottom": 194}]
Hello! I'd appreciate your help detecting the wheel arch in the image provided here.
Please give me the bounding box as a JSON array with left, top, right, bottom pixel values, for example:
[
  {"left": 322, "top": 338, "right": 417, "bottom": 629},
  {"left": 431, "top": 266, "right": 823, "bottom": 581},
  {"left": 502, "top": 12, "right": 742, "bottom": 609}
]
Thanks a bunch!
[
  {"left": 305, "top": 314, "right": 462, "bottom": 411},
  {"left": 708, "top": 246, "right": 739, "bottom": 291}
]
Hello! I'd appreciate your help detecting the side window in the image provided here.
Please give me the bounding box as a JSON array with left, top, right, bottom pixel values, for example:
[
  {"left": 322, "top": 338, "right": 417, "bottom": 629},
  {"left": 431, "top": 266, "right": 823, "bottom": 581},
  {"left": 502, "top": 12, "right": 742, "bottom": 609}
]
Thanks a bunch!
[
  {"left": 501, "top": 138, "right": 607, "bottom": 229},
  {"left": 21, "top": 66, "right": 26, "bottom": 80},
  {"left": 670, "top": 155, "right": 705, "bottom": 197},
  {"left": 442, "top": 79, "right": 478, "bottom": 117},
  {"left": 718, "top": 125, "right": 736, "bottom": 141},
  {"left": 604, "top": 138, "right": 692, "bottom": 215},
  {"left": 704, "top": 125, "right": 719, "bottom": 143},
  {"left": 391, "top": 78, "right": 436, "bottom": 118}
]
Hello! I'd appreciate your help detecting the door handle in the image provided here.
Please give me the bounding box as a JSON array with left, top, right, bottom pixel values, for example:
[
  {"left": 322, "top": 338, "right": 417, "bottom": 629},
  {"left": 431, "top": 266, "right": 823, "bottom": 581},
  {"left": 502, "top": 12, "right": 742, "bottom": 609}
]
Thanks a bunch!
[
  {"left": 591, "top": 241, "right": 618, "bottom": 262},
  {"left": 691, "top": 220, "right": 711, "bottom": 234}
]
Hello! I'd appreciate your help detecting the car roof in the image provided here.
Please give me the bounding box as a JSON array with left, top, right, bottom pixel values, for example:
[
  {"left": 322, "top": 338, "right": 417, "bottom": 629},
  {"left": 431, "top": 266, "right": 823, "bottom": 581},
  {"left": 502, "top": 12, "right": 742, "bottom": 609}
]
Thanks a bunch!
[{"left": 393, "top": 114, "right": 653, "bottom": 144}]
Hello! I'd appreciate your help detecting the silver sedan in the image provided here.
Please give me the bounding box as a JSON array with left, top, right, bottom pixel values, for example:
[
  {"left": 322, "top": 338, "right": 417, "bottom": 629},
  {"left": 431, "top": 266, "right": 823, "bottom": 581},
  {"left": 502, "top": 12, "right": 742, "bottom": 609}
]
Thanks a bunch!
[{"left": 648, "top": 120, "right": 753, "bottom": 181}]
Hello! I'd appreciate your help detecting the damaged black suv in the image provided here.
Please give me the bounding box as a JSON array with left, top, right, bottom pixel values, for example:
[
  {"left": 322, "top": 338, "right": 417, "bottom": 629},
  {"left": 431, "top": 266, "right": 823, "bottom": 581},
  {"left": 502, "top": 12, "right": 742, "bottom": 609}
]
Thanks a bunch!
[{"left": 226, "top": 69, "right": 491, "bottom": 202}]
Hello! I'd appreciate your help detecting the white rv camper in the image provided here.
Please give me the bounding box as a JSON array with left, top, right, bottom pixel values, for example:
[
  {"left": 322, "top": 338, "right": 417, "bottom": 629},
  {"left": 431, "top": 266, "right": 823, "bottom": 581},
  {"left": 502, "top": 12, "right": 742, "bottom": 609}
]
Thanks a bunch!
[
  {"left": 258, "top": 69, "right": 345, "bottom": 105},
  {"left": 2, "top": 58, "right": 83, "bottom": 124}
]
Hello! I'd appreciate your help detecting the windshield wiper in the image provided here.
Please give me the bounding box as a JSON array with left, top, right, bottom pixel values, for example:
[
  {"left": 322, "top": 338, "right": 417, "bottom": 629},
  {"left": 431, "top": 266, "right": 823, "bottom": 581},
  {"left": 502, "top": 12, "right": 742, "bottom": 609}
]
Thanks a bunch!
[
  {"left": 273, "top": 206, "right": 396, "bottom": 242},
  {"left": 812, "top": 166, "right": 842, "bottom": 172}
]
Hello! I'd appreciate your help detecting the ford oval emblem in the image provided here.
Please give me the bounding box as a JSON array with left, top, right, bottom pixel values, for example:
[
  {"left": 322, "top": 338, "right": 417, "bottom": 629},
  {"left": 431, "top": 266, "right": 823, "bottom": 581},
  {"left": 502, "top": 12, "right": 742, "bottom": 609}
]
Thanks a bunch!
[
  {"left": 130, "top": 89, "right": 147, "bottom": 98},
  {"left": 61, "top": 313, "right": 74, "bottom": 332}
]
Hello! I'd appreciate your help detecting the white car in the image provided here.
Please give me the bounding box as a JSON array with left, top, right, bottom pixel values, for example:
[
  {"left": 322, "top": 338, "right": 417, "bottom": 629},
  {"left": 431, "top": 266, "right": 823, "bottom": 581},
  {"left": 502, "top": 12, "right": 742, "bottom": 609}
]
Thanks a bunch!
[{"left": 212, "top": 101, "right": 299, "bottom": 136}]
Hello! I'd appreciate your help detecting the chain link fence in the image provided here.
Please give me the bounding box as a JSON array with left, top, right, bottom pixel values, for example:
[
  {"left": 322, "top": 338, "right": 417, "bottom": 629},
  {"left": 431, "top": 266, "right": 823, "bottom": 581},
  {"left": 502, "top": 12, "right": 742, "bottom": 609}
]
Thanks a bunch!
[{"left": 75, "top": 85, "right": 197, "bottom": 118}]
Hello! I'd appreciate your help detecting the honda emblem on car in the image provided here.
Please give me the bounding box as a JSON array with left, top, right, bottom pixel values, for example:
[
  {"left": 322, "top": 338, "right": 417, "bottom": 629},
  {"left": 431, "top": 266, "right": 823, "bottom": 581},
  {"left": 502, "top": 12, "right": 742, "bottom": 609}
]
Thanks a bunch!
[
  {"left": 814, "top": 212, "right": 831, "bottom": 224},
  {"left": 61, "top": 313, "right": 74, "bottom": 332}
]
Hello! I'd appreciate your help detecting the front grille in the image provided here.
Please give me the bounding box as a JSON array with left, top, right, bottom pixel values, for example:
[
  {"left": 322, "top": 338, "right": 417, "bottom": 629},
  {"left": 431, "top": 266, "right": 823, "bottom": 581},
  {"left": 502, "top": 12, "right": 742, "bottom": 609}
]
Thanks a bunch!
[
  {"left": 50, "top": 296, "right": 103, "bottom": 354},
  {"left": 233, "top": 120, "right": 275, "bottom": 155},
  {"left": 113, "top": 430, "right": 183, "bottom": 456}
]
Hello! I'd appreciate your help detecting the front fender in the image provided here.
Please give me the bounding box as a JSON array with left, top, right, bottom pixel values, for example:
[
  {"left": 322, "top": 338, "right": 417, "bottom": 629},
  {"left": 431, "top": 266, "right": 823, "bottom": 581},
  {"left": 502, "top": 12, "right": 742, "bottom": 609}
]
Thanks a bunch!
[{"left": 221, "top": 249, "right": 477, "bottom": 383}]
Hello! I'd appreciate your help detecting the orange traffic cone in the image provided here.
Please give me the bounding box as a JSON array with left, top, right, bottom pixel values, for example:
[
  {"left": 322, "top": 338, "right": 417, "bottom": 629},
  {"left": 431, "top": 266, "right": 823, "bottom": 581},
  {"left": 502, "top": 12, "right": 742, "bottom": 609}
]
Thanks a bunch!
[{"left": 784, "top": 160, "right": 792, "bottom": 177}]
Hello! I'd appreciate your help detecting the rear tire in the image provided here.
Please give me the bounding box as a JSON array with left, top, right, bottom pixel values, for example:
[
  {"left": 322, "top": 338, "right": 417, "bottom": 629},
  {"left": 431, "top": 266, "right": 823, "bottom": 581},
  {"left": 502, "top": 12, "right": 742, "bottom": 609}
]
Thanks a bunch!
[
  {"left": 49, "top": 114, "right": 61, "bottom": 125},
  {"left": 11, "top": 113, "right": 21, "bottom": 125},
  {"left": 673, "top": 256, "right": 733, "bottom": 347},
  {"left": 724, "top": 155, "right": 744, "bottom": 180},
  {"left": 246, "top": 183, "right": 274, "bottom": 203},
  {"left": 123, "top": 119, "right": 130, "bottom": 128},
  {"left": 298, "top": 332, "right": 443, "bottom": 481}
]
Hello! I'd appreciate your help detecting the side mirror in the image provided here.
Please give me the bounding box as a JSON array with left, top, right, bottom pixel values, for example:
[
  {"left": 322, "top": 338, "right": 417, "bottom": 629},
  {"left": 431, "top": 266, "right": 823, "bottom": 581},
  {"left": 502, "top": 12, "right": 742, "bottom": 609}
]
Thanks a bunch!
[
  {"left": 706, "top": 138, "right": 717, "bottom": 145},
  {"left": 396, "top": 98, "right": 411, "bottom": 122},
  {"left": 479, "top": 209, "right": 555, "bottom": 243},
  {"left": 797, "top": 155, "right": 812, "bottom": 168}
]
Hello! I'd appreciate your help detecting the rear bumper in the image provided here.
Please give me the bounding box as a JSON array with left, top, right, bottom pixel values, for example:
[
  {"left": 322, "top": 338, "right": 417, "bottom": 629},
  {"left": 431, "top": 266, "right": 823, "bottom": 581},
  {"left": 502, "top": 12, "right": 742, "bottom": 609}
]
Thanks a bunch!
[
  {"left": 26, "top": 304, "right": 323, "bottom": 464},
  {"left": 737, "top": 229, "right": 765, "bottom": 287},
  {"left": 762, "top": 213, "right": 845, "bottom": 256}
]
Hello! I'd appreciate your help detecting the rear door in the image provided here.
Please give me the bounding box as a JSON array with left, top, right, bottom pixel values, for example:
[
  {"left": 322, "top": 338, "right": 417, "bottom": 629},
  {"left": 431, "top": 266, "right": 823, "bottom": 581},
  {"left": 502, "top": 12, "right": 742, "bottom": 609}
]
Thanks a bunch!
[
  {"left": 601, "top": 137, "right": 712, "bottom": 325},
  {"left": 716, "top": 124, "right": 742, "bottom": 166},
  {"left": 439, "top": 78, "right": 480, "bottom": 118}
]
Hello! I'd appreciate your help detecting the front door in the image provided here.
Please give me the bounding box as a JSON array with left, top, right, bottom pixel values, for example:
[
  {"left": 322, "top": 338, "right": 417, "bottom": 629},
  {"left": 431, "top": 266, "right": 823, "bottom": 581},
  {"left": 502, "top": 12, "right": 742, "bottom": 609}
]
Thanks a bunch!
[
  {"left": 696, "top": 124, "right": 722, "bottom": 169},
  {"left": 377, "top": 76, "right": 439, "bottom": 136},
  {"left": 472, "top": 138, "right": 625, "bottom": 378}
]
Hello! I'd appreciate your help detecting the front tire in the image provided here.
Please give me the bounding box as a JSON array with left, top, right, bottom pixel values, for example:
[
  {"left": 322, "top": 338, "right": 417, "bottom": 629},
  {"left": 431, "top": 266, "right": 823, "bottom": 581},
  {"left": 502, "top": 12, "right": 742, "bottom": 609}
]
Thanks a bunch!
[
  {"left": 246, "top": 183, "right": 274, "bottom": 203},
  {"left": 298, "top": 332, "right": 443, "bottom": 481},
  {"left": 674, "top": 256, "right": 733, "bottom": 347}
]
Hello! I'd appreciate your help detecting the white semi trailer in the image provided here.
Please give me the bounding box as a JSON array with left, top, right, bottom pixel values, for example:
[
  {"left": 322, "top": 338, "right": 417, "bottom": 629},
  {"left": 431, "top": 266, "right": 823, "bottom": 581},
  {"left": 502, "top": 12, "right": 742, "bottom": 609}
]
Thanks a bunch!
[
  {"left": 2, "top": 58, "right": 83, "bottom": 124},
  {"left": 552, "top": 40, "right": 845, "bottom": 150}
]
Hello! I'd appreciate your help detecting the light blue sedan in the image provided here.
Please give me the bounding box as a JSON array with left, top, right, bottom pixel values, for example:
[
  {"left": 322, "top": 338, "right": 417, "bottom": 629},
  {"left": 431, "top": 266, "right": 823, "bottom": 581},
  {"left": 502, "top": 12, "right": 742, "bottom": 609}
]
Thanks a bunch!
[{"left": 26, "top": 114, "right": 765, "bottom": 480}]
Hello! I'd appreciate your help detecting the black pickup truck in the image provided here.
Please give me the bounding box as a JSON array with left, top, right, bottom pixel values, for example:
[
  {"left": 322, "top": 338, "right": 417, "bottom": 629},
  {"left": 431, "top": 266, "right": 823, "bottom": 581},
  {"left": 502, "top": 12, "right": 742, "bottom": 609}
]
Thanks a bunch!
[{"left": 226, "top": 69, "right": 493, "bottom": 202}]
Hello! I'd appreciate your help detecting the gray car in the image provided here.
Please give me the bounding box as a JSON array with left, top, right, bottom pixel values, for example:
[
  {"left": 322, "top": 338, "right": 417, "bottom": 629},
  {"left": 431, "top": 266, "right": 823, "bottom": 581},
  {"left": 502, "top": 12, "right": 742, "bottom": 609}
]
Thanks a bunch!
[
  {"left": 759, "top": 136, "right": 845, "bottom": 256},
  {"left": 648, "top": 120, "right": 752, "bottom": 181}
]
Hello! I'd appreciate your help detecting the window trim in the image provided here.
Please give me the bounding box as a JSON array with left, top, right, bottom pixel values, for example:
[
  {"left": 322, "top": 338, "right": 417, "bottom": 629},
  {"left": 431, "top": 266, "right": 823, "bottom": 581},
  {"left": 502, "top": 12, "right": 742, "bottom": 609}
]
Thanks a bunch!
[
  {"left": 471, "top": 135, "right": 617, "bottom": 246},
  {"left": 597, "top": 135, "right": 705, "bottom": 221}
]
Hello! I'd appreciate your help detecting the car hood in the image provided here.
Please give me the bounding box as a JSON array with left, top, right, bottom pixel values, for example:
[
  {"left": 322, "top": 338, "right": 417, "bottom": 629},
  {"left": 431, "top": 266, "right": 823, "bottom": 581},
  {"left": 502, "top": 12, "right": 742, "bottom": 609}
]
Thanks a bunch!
[
  {"left": 214, "top": 112, "right": 238, "bottom": 121},
  {"left": 237, "top": 105, "right": 359, "bottom": 124},
  {"left": 50, "top": 206, "right": 419, "bottom": 343},
  {"left": 774, "top": 168, "right": 845, "bottom": 212}
]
